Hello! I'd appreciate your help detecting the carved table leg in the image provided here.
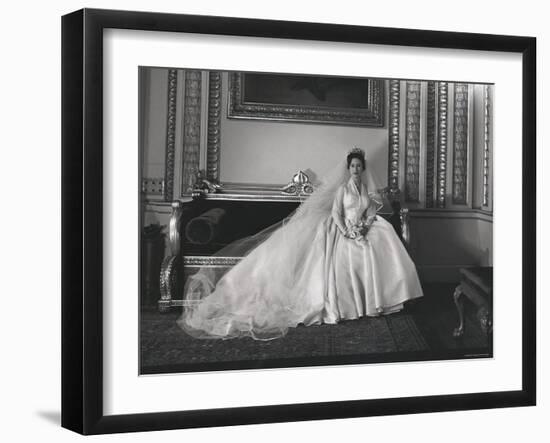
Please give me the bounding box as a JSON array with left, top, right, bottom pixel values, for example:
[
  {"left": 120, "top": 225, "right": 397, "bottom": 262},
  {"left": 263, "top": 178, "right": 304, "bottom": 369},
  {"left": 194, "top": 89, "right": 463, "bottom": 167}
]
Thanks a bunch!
[
  {"left": 453, "top": 285, "right": 465, "bottom": 338},
  {"left": 477, "top": 306, "right": 493, "bottom": 339}
]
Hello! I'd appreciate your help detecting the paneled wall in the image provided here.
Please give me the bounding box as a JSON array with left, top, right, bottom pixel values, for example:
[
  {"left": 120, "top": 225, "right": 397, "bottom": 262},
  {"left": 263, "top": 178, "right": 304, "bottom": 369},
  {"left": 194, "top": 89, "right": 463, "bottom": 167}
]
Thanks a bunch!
[
  {"left": 387, "top": 79, "right": 493, "bottom": 280},
  {"left": 140, "top": 68, "right": 493, "bottom": 283},
  {"left": 391, "top": 81, "right": 493, "bottom": 211}
]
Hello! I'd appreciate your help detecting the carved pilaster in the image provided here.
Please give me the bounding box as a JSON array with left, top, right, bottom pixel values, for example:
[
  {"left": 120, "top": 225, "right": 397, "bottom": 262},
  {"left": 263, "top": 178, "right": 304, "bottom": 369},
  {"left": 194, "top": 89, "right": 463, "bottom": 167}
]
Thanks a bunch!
[
  {"left": 164, "top": 69, "right": 177, "bottom": 201},
  {"left": 425, "top": 81, "right": 436, "bottom": 208},
  {"left": 405, "top": 81, "right": 421, "bottom": 203},
  {"left": 436, "top": 82, "right": 448, "bottom": 208},
  {"left": 388, "top": 80, "right": 401, "bottom": 199},
  {"left": 483, "top": 85, "right": 491, "bottom": 208},
  {"left": 452, "top": 83, "right": 469, "bottom": 205},
  {"left": 206, "top": 72, "right": 222, "bottom": 182},
  {"left": 181, "top": 70, "right": 202, "bottom": 194}
]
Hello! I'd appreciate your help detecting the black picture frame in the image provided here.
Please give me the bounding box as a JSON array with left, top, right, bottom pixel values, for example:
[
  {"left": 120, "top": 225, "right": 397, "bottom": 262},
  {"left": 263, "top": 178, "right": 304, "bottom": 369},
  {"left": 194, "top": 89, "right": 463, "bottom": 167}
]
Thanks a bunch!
[{"left": 62, "top": 8, "right": 536, "bottom": 435}]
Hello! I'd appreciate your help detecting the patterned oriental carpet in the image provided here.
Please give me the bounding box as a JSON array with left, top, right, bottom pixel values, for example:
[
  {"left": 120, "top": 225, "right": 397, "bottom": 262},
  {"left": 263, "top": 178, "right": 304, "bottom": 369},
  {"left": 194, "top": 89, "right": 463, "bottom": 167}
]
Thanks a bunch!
[{"left": 140, "top": 308, "right": 429, "bottom": 374}]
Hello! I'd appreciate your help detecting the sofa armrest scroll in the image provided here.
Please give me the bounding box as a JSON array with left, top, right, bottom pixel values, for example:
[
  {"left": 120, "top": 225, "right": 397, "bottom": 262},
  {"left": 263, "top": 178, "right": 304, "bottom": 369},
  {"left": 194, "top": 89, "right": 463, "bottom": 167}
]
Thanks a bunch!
[{"left": 168, "top": 200, "right": 198, "bottom": 256}]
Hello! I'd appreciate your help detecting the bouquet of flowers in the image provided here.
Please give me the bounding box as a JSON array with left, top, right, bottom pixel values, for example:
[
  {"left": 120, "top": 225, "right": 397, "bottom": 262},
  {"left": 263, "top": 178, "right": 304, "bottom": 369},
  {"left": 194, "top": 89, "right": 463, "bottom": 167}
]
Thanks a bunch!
[{"left": 345, "top": 216, "right": 376, "bottom": 244}]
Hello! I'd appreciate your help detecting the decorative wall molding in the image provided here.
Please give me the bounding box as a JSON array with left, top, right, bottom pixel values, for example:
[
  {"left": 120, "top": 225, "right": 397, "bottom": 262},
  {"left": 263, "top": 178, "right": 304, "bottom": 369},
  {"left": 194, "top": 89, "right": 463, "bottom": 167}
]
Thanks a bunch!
[
  {"left": 388, "top": 80, "right": 401, "bottom": 199},
  {"left": 452, "top": 83, "right": 469, "bottom": 205},
  {"left": 405, "top": 81, "right": 421, "bottom": 203},
  {"left": 207, "top": 72, "right": 222, "bottom": 182},
  {"left": 483, "top": 85, "right": 491, "bottom": 208},
  {"left": 181, "top": 70, "right": 202, "bottom": 195},
  {"left": 425, "top": 81, "right": 436, "bottom": 208},
  {"left": 409, "top": 208, "right": 493, "bottom": 222},
  {"left": 436, "top": 82, "right": 448, "bottom": 208},
  {"left": 163, "top": 69, "right": 177, "bottom": 201},
  {"left": 141, "top": 177, "right": 165, "bottom": 196}
]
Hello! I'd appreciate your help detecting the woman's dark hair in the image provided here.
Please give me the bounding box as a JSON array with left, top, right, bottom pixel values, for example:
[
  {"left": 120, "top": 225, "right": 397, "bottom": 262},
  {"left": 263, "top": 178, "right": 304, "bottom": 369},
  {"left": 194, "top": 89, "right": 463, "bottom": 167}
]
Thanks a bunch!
[{"left": 346, "top": 152, "right": 366, "bottom": 169}]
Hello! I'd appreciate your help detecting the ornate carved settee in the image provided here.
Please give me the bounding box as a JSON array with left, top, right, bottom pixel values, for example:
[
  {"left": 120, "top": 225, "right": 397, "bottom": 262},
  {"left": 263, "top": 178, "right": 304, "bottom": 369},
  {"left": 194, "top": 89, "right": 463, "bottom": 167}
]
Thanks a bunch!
[{"left": 158, "top": 172, "right": 410, "bottom": 312}]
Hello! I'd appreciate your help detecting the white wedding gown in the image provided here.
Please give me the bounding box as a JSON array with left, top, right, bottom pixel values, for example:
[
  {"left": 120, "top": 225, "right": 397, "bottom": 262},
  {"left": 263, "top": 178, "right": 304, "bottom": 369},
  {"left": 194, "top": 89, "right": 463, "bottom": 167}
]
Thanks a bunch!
[{"left": 178, "top": 177, "right": 423, "bottom": 340}]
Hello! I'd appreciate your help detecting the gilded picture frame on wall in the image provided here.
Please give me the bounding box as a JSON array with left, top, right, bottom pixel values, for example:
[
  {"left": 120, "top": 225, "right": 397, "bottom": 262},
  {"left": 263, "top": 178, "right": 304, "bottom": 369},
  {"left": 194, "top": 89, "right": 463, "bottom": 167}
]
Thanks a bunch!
[
  {"left": 61, "top": 8, "right": 536, "bottom": 435},
  {"left": 227, "top": 72, "right": 385, "bottom": 126}
]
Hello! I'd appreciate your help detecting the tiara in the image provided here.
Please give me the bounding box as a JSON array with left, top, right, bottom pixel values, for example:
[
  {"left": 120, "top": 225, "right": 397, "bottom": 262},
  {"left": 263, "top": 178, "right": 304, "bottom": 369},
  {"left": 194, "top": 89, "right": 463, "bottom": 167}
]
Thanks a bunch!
[{"left": 348, "top": 147, "right": 366, "bottom": 158}]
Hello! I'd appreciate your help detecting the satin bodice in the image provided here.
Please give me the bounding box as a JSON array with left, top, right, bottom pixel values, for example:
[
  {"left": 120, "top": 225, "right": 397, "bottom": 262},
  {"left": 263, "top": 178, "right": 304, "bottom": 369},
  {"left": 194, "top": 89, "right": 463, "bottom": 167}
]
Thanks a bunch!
[{"left": 340, "top": 179, "right": 370, "bottom": 225}]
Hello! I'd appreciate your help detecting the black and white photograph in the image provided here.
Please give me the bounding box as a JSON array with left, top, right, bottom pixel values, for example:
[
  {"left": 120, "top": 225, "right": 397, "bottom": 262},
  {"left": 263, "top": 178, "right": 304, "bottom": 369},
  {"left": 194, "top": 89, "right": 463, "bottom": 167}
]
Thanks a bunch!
[
  {"left": 2, "top": 0, "right": 545, "bottom": 440},
  {"left": 139, "top": 68, "right": 494, "bottom": 374}
]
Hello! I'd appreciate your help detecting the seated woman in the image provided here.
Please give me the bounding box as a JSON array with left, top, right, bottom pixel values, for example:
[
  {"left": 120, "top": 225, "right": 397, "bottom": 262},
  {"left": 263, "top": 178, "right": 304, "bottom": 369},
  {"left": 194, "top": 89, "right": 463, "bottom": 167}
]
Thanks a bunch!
[{"left": 178, "top": 148, "right": 423, "bottom": 340}]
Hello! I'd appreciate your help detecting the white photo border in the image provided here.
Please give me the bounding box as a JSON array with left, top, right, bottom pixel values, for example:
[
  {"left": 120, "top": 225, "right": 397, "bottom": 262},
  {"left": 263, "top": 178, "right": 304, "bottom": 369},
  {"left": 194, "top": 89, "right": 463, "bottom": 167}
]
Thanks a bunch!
[{"left": 103, "top": 28, "right": 524, "bottom": 416}]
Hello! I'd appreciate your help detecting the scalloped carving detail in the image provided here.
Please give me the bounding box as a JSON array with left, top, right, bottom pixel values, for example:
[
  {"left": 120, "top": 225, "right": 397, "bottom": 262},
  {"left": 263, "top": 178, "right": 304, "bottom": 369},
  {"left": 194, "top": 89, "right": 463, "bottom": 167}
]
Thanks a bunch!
[
  {"left": 207, "top": 72, "right": 222, "bottom": 182},
  {"left": 164, "top": 69, "right": 177, "bottom": 201},
  {"left": 388, "top": 79, "right": 401, "bottom": 199},
  {"left": 181, "top": 70, "right": 202, "bottom": 194},
  {"left": 436, "top": 82, "right": 448, "bottom": 208},
  {"left": 405, "top": 81, "right": 421, "bottom": 203},
  {"left": 452, "top": 83, "right": 469, "bottom": 205},
  {"left": 425, "top": 81, "right": 436, "bottom": 208}
]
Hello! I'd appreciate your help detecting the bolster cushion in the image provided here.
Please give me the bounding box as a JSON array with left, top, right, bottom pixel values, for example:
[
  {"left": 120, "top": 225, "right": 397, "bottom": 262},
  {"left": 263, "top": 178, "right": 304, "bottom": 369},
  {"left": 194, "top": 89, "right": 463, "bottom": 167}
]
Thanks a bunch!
[{"left": 185, "top": 208, "right": 227, "bottom": 245}]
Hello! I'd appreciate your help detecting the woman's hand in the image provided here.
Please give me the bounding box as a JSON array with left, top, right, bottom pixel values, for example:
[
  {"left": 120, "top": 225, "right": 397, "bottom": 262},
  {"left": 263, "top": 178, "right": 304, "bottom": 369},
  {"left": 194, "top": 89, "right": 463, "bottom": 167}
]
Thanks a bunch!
[
  {"left": 342, "top": 227, "right": 355, "bottom": 239},
  {"left": 364, "top": 215, "right": 377, "bottom": 230},
  {"left": 344, "top": 218, "right": 376, "bottom": 243}
]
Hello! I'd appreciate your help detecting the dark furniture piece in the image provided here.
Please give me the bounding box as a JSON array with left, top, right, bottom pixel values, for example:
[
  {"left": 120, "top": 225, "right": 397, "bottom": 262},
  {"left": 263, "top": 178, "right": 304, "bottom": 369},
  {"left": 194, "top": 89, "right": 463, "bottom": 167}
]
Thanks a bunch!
[
  {"left": 140, "top": 224, "right": 166, "bottom": 306},
  {"left": 158, "top": 182, "right": 411, "bottom": 313},
  {"left": 453, "top": 267, "right": 493, "bottom": 339}
]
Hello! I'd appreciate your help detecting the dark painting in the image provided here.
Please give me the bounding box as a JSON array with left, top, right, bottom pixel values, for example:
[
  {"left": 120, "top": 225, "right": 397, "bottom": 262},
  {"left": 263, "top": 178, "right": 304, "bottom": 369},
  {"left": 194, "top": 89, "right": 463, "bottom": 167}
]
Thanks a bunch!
[
  {"left": 228, "top": 72, "right": 384, "bottom": 127},
  {"left": 242, "top": 74, "right": 371, "bottom": 109}
]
